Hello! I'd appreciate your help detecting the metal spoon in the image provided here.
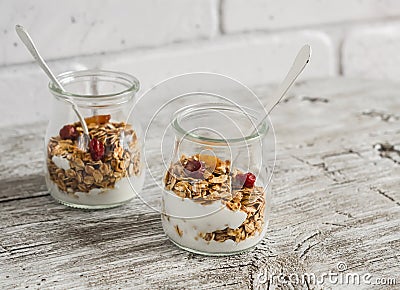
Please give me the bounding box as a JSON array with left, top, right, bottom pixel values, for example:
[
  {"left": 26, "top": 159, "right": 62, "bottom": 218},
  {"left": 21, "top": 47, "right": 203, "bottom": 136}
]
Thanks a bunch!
[
  {"left": 231, "top": 45, "right": 311, "bottom": 169},
  {"left": 251, "top": 44, "right": 311, "bottom": 135},
  {"left": 15, "top": 24, "right": 90, "bottom": 149}
]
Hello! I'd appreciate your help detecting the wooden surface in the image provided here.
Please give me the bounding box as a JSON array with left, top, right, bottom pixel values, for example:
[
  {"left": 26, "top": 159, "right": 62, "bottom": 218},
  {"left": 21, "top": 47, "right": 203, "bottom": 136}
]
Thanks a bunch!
[{"left": 0, "top": 78, "right": 399, "bottom": 289}]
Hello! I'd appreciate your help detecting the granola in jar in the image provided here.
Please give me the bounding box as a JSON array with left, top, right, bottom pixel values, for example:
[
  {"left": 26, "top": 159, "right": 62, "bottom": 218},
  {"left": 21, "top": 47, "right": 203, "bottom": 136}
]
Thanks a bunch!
[
  {"left": 162, "top": 154, "right": 268, "bottom": 254},
  {"left": 46, "top": 114, "right": 143, "bottom": 208}
]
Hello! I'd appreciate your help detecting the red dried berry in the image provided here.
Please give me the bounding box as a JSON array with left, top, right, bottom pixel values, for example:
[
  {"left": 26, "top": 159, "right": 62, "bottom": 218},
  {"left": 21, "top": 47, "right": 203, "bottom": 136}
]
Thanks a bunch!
[
  {"left": 244, "top": 172, "right": 256, "bottom": 188},
  {"left": 184, "top": 159, "right": 205, "bottom": 179},
  {"left": 234, "top": 172, "right": 256, "bottom": 188},
  {"left": 59, "top": 125, "right": 78, "bottom": 140},
  {"left": 89, "top": 138, "right": 105, "bottom": 161}
]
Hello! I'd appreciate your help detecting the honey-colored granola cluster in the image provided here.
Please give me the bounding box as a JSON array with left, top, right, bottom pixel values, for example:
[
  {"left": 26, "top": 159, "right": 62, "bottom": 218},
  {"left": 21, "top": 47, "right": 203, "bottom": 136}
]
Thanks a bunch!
[
  {"left": 47, "top": 118, "right": 140, "bottom": 196},
  {"left": 163, "top": 154, "right": 266, "bottom": 243},
  {"left": 164, "top": 154, "right": 232, "bottom": 203}
]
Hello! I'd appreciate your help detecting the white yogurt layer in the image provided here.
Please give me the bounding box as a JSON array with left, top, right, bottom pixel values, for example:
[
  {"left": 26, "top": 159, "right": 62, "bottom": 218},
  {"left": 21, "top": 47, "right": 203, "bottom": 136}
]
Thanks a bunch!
[
  {"left": 163, "top": 191, "right": 247, "bottom": 231},
  {"left": 52, "top": 155, "right": 70, "bottom": 170},
  {"left": 47, "top": 155, "right": 144, "bottom": 206},
  {"left": 162, "top": 190, "right": 266, "bottom": 254},
  {"left": 162, "top": 214, "right": 267, "bottom": 254},
  {"left": 47, "top": 176, "right": 141, "bottom": 206}
]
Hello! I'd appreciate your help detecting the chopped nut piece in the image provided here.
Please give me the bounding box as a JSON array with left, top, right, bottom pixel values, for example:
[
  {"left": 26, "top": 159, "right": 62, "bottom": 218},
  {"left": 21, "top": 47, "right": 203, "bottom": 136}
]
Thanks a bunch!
[
  {"left": 84, "top": 114, "right": 111, "bottom": 125},
  {"left": 198, "top": 154, "right": 218, "bottom": 171}
]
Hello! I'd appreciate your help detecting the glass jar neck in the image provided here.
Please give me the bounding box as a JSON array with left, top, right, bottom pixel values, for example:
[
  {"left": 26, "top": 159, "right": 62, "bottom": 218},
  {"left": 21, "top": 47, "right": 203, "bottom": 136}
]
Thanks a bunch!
[
  {"left": 49, "top": 69, "right": 139, "bottom": 109},
  {"left": 171, "top": 103, "right": 268, "bottom": 147}
]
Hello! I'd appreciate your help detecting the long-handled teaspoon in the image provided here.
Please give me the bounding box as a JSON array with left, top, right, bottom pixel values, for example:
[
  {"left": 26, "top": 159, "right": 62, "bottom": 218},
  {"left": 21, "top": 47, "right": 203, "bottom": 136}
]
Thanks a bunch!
[
  {"left": 251, "top": 44, "right": 311, "bottom": 135},
  {"left": 231, "top": 45, "right": 311, "bottom": 170},
  {"left": 15, "top": 24, "right": 90, "bottom": 149}
]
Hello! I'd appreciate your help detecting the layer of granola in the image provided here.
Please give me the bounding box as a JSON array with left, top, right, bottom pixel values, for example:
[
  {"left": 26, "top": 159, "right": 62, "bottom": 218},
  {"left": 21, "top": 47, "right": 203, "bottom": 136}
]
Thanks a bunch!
[
  {"left": 47, "top": 116, "right": 141, "bottom": 196},
  {"left": 163, "top": 154, "right": 266, "bottom": 243}
]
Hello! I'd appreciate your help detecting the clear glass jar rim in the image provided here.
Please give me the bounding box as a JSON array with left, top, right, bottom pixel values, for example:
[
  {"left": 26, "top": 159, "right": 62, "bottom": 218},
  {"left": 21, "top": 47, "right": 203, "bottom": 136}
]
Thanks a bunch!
[
  {"left": 48, "top": 69, "right": 140, "bottom": 101},
  {"left": 172, "top": 103, "right": 269, "bottom": 145}
]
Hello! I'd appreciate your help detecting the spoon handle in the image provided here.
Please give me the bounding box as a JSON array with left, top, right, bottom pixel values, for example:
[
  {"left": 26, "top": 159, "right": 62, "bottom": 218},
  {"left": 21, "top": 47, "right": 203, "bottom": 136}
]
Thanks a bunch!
[
  {"left": 15, "top": 25, "right": 65, "bottom": 91},
  {"left": 252, "top": 44, "right": 311, "bottom": 135},
  {"left": 15, "top": 24, "right": 90, "bottom": 139}
]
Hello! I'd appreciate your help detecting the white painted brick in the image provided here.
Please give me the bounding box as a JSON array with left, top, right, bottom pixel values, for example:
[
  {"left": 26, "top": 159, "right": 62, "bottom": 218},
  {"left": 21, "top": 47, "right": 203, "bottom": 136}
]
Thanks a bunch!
[
  {"left": 0, "top": 61, "right": 88, "bottom": 127},
  {"left": 104, "top": 31, "right": 336, "bottom": 92},
  {"left": 342, "top": 23, "right": 400, "bottom": 80},
  {"left": 0, "top": 30, "right": 334, "bottom": 127},
  {"left": 0, "top": 0, "right": 217, "bottom": 66},
  {"left": 222, "top": 0, "right": 400, "bottom": 33}
]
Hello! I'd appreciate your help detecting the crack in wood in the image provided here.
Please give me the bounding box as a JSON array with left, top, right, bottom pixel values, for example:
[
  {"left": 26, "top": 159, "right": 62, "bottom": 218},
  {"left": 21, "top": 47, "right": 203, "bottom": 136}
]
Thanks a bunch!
[
  {"left": 294, "top": 231, "right": 321, "bottom": 252},
  {"left": 213, "top": 281, "right": 243, "bottom": 288},
  {"left": 8, "top": 241, "right": 57, "bottom": 254},
  {"left": 291, "top": 155, "right": 349, "bottom": 183},
  {"left": 290, "top": 155, "right": 315, "bottom": 167},
  {"left": 1, "top": 218, "right": 61, "bottom": 230},
  {"left": 370, "top": 186, "right": 400, "bottom": 207},
  {"left": 301, "top": 96, "right": 329, "bottom": 103},
  {"left": 321, "top": 149, "right": 362, "bottom": 159},
  {"left": 335, "top": 210, "right": 353, "bottom": 218},
  {"left": 362, "top": 109, "right": 399, "bottom": 122},
  {"left": 0, "top": 174, "right": 47, "bottom": 202},
  {"left": 373, "top": 142, "right": 400, "bottom": 165},
  {"left": 366, "top": 254, "right": 399, "bottom": 265},
  {"left": 213, "top": 263, "right": 252, "bottom": 271},
  {"left": 0, "top": 191, "right": 49, "bottom": 203},
  {"left": 282, "top": 93, "right": 295, "bottom": 103},
  {"left": 322, "top": 222, "right": 348, "bottom": 228},
  {"left": 382, "top": 154, "right": 400, "bottom": 165},
  {"left": 0, "top": 245, "right": 7, "bottom": 254},
  {"left": 299, "top": 241, "right": 320, "bottom": 259}
]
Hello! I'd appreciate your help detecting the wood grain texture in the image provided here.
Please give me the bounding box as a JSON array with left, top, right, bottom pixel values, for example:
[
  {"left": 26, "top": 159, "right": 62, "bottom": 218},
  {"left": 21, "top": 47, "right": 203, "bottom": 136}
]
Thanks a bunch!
[{"left": 0, "top": 78, "right": 399, "bottom": 289}]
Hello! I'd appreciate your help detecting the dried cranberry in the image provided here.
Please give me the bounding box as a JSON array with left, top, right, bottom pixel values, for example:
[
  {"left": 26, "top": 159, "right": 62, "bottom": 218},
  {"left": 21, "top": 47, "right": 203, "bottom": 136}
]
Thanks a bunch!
[
  {"left": 89, "top": 138, "right": 105, "bottom": 161},
  {"left": 234, "top": 172, "right": 256, "bottom": 188},
  {"left": 244, "top": 172, "right": 256, "bottom": 188},
  {"left": 59, "top": 125, "right": 78, "bottom": 140},
  {"left": 184, "top": 159, "right": 205, "bottom": 179}
]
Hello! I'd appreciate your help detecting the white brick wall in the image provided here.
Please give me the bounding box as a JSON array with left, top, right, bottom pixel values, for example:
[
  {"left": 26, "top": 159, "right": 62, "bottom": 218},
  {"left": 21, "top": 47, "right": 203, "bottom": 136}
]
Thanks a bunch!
[
  {"left": 105, "top": 32, "right": 335, "bottom": 91},
  {"left": 0, "top": 0, "right": 217, "bottom": 66},
  {"left": 0, "top": 0, "right": 400, "bottom": 126},
  {"left": 222, "top": 0, "right": 400, "bottom": 32},
  {"left": 342, "top": 22, "right": 400, "bottom": 80}
]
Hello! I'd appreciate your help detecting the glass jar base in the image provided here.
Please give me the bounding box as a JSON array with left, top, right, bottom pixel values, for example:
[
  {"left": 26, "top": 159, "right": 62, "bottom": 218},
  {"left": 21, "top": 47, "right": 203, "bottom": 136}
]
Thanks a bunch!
[
  {"left": 167, "top": 236, "right": 258, "bottom": 256},
  {"left": 50, "top": 193, "right": 133, "bottom": 209}
]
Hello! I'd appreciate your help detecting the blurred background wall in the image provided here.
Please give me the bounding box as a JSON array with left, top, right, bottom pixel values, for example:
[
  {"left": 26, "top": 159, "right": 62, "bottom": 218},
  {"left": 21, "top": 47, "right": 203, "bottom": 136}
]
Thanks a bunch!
[{"left": 1, "top": 0, "right": 399, "bottom": 126}]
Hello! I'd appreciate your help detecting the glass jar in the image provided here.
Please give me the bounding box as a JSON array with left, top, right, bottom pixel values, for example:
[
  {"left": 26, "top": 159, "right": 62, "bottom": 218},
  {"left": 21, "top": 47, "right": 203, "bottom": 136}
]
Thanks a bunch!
[
  {"left": 45, "top": 70, "right": 144, "bottom": 209},
  {"left": 161, "top": 102, "right": 273, "bottom": 255}
]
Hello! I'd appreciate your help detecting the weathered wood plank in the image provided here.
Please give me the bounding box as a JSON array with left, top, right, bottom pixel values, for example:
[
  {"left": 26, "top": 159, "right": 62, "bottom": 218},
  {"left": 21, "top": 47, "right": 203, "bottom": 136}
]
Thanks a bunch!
[{"left": 0, "top": 78, "right": 399, "bottom": 289}]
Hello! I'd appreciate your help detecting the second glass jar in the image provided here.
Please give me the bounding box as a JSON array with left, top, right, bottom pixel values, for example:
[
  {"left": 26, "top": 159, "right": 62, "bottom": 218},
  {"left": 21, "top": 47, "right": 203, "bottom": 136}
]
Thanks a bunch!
[{"left": 162, "top": 101, "right": 272, "bottom": 255}]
